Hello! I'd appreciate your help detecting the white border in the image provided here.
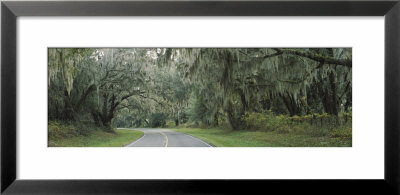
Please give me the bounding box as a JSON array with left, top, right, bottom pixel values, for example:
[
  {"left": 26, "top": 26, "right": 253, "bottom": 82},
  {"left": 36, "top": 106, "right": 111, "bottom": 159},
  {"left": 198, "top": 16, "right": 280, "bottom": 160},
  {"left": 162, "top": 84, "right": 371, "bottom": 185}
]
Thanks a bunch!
[{"left": 17, "top": 17, "right": 384, "bottom": 179}]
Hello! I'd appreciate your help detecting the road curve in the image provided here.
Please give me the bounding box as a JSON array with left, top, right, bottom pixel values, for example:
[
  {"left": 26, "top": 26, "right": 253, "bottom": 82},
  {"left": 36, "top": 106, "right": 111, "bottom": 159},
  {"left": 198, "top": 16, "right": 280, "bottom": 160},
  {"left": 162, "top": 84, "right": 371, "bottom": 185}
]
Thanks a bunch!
[{"left": 124, "top": 128, "right": 213, "bottom": 147}]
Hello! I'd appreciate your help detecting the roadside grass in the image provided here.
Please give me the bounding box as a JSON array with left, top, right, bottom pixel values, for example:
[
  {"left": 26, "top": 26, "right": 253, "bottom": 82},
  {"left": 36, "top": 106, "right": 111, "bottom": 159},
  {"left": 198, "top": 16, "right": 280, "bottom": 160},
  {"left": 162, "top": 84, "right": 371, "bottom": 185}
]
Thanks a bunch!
[
  {"left": 49, "top": 128, "right": 143, "bottom": 147},
  {"left": 173, "top": 128, "right": 351, "bottom": 147}
]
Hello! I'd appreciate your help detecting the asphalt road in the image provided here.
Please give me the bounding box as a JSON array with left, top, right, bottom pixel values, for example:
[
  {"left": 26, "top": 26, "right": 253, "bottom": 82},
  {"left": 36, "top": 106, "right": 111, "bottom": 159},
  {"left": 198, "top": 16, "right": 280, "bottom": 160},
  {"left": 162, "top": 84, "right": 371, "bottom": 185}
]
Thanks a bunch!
[{"left": 124, "top": 128, "right": 213, "bottom": 147}]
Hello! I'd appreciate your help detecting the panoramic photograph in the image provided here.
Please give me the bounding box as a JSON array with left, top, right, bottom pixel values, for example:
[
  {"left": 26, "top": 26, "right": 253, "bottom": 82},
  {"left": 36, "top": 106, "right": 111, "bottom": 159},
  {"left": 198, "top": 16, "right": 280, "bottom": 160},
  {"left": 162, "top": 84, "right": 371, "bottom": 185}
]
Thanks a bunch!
[{"left": 48, "top": 48, "right": 352, "bottom": 147}]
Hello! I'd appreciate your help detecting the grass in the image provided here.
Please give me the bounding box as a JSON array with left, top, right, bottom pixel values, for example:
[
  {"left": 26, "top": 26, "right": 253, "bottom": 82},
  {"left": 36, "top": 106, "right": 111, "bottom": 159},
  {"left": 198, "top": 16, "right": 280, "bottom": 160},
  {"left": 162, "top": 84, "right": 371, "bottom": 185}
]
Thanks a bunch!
[
  {"left": 173, "top": 128, "right": 351, "bottom": 147},
  {"left": 49, "top": 128, "right": 143, "bottom": 147}
]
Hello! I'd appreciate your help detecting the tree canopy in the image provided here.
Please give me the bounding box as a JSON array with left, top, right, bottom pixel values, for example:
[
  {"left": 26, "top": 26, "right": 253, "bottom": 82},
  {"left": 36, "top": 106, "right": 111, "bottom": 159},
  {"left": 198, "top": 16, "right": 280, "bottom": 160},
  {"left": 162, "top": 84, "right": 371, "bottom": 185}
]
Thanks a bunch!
[{"left": 48, "top": 48, "right": 352, "bottom": 131}]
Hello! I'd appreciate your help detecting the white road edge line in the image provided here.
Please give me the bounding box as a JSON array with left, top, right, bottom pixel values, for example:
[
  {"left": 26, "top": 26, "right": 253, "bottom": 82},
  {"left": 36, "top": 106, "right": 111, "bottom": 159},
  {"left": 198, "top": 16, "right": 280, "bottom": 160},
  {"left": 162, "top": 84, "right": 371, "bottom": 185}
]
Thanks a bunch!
[
  {"left": 182, "top": 134, "right": 213, "bottom": 147},
  {"left": 125, "top": 133, "right": 146, "bottom": 147}
]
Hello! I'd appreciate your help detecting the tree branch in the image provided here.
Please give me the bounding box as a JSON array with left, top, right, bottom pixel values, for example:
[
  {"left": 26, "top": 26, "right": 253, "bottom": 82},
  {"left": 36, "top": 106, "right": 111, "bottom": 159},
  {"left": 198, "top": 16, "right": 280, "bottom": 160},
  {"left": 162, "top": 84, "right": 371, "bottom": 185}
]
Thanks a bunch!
[
  {"left": 278, "top": 61, "right": 325, "bottom": 84},
  {"left": 275, "top": 49, "right": 352, "bottom": 67},
  {"left": 74, "top": 84, "right": 96, "bottom": 111},
  {"left": 239, "top": 50, "right": 283, "bottom": 60}
]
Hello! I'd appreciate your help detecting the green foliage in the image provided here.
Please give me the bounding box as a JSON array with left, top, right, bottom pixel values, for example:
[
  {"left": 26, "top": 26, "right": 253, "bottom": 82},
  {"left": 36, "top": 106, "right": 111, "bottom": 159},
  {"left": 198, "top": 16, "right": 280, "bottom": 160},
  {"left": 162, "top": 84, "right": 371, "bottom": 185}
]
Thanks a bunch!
[
  {"left": 328, "top": 126, "right": 352, "bottom": 139},
  {"left": 48, "top": 121, "right": 79, "bottom": 141},
  {"left": 177, "top": 121, "right": 199, "bottom": 128},
  {"left": 49, "top": 128, "right": 143, "bottom": 147},
  {"left": 149, "top": 113, "right": 167, "bottom": 127},
  {"left": 188, "top": 95, "right": 210, "bottom": 124},
  {"left": 48, "top": 48, "right": 352, "bottom": 147},
  {"left": 244, "top": 110, "right": 290, "bottom": 132},
  {"left": 175, "top": 48, "right": 352, "bottom": 125},
  {"left": 175, "top": 127, "right": 351, "bottom": 147},
  {"left": 243, "top": 110, "right": 352, "bottom": 137},
  {"left": 48, "top": 120, "right": 109, "bottom": 144},
  {"left": 48, "top": 48, "right": 95, "bottom": 95},
  {"left": 165, "top": 120, "right": 176, "bottom": 128}
]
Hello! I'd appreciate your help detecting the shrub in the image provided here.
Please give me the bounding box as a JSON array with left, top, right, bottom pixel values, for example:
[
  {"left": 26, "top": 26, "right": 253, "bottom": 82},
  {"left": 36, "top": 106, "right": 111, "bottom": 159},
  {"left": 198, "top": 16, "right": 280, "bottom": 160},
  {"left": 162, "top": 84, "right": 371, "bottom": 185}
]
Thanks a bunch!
[
  {"left": 244, "top": 110, "right": 291, "bottom": 132},
  {"left": 165, "top": 120, "right": 176, "bottom": 128},
  {"left": 179, "top": 121, "right": 199, "bottom": 128},
  {"left": 48, "top": 120, "right": 101, "bottom": 141},
  {"left": 340, "top": 112, "right": 352, "bottom": 125},
  {"left": 73, "top": 121, "right": 92, "bottom": 136},
  {"left": 244, "top": 110, "right": 352, "bottom": 137},
  {"left": 48, "top": 121, "right": 79, "bottom": 141},
  {"left": 198, "top": 122, "right": 209, "bottom": 129},
  {"left": 328, "top": 126, "right": 352, "bottom": 139},
  {"left": 149, "top": 113, "right": 167, "bottom": 127}
]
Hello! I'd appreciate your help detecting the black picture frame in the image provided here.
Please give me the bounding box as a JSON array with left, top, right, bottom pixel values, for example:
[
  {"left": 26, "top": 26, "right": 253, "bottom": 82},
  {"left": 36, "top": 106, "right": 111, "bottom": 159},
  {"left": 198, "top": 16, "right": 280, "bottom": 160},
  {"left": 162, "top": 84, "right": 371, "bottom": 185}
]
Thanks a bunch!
[{"left": 1, "top": 0, "right": 399, "bottom": 194}]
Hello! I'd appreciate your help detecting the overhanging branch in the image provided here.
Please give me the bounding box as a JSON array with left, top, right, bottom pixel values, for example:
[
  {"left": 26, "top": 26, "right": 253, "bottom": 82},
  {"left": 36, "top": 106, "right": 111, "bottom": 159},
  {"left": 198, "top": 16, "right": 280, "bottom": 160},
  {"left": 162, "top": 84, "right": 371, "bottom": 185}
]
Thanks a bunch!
[{"left": 274, "top": 49, "right": 352, "bottom": 68}]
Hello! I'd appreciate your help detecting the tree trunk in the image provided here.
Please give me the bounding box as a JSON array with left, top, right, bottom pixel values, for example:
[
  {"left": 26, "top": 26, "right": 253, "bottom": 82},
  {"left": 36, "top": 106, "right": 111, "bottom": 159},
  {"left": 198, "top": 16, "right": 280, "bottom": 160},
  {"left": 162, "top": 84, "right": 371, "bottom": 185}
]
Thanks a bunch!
[
  {"left": 328, "top": 70, "right": 338, "bottom": 115},
  {"left": 74, "top": 84, "right": 96, "bottom": 112},
  {"left": 177, "top": 110, "right": 180, "bottom": 126},
  {"left": 63, "top": 90, "right": 76, "bottom": 120},
  {"left": 213, "top": 113, "right": 219, "bottom": 126},
  {"left": 91, "top": 110, "right": 101, "bottom": 126},
  {"left": 238, "top": 90, "right": 248, "bottom": 111},
  {"left": 226, "top": 100, "right": 241, "bottom": 130},
  {"left": 321, "top": 49, "right": 339, "bottom": 116},
  {"left": 96, "top": 93, "right": 114, "bottom": 132},
  {"left": 280, "top": 93, "right": 301, "bottom": 116}
]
